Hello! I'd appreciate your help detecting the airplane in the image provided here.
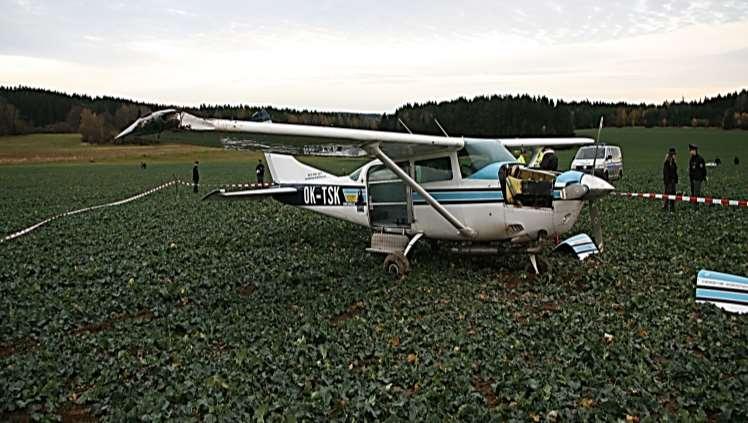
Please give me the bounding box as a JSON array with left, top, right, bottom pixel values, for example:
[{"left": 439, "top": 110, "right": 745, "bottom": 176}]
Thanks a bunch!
[{"left": 117, "top": 109, "right": 614, "bottom": 278}]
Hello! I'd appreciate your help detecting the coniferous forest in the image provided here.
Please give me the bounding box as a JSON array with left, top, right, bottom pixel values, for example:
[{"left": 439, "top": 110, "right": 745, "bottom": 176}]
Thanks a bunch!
[{"left": 0, "top": 86, "right": 746, "bottom": 143}]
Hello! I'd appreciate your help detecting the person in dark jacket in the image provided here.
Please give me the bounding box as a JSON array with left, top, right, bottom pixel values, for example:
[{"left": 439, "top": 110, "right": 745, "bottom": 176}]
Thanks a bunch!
[
  {"left": 663, "top": 147, "right": 678, "bottom": 212},
  {"left": 688, "top": 144, "right": 706, "bottom": 201},
  {"left": 192, "top": 161, "right": 200, "bottom": 193},
  {"left": 256, "top": 159, "right": 266, "bottom": 185},
  {"left": 539, "top": 148, "right": 558, "bottom": 171}
]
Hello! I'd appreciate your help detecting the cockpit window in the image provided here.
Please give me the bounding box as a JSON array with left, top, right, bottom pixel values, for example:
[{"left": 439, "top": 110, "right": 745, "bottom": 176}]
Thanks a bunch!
[{"left": 458, "top": 139, "right": 516, "bottom": 178}]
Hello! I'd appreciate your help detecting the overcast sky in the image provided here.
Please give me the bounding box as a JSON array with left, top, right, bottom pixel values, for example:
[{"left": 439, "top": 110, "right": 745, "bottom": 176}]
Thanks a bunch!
[{"left": 1, "top": 0, "right": 747, "bottom": 112}]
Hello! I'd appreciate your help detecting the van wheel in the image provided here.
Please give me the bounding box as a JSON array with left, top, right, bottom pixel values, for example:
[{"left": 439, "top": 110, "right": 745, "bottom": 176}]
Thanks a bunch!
[{"left": 603, "top": 171, "right": 609, "bottom": 181}]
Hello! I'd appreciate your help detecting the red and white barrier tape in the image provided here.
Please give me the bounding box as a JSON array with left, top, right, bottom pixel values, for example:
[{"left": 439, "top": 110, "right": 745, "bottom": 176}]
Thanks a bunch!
[
  {"left": 1, "top": 181, "right": 177, "bottom": 243},
  {"left": 176, "top": 180, "right": 272, "bottom": 189},
  {"left": 2, "top": 180, "right": 275, "bottom": 243},
  {"left": 611, "top": 192, "right": 748, "bottom": 208}
]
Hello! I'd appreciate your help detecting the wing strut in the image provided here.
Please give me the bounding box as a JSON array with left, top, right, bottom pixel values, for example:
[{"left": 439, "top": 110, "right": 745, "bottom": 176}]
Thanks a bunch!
[{"left": 369, "top": 144, "right": 477, "bottom": 240}]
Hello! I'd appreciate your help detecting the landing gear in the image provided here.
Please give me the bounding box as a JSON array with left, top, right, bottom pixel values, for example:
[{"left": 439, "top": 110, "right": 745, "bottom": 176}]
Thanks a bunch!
[
  {"left": 369, "top": 232, "right": 423, "bottom": 280},
  {"left": 526, "top": 255, "right": 551, "bottom": 274},
  {"left": 383, "top": 252, "right": 410, "bottom": 280}
]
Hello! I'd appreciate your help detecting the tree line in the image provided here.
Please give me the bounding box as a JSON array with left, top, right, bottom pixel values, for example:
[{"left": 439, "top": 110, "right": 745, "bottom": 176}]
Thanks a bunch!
[{"left": 1, "top": 86, "right": 746, "bottom": 143}]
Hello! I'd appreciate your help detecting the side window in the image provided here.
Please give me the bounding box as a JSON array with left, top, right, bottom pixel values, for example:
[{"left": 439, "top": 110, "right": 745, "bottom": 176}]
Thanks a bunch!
[{"left": 415, "top": 156, "right": 453, "bottom": 183}]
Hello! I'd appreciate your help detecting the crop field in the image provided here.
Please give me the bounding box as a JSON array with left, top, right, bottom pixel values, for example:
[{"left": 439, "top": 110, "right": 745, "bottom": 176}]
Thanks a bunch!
[{"left": 1, "top": 128, "right": 747, "bottom": 421}]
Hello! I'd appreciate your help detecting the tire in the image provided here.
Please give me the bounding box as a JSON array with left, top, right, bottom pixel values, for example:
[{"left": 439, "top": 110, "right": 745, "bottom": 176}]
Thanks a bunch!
[
  {"left": 383, "top": 252, "right": 410, "bottom": 280},
  {"left": 603, "top": 171, "right": 609, "bottom": 181}
]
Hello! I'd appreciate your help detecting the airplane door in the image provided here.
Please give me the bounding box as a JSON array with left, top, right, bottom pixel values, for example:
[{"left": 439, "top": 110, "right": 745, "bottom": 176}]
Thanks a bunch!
[{"left": 367, "top": 163, "right": 412, "bottom": 229}]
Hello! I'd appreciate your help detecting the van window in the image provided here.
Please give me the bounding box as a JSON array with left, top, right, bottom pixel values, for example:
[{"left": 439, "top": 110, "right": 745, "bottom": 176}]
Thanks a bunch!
[
  {"left": 415, "top": 156, "right": 453, "bottom": 183},
  {"left": 575, "top": 147, "right": 605, "bottom": 160}
]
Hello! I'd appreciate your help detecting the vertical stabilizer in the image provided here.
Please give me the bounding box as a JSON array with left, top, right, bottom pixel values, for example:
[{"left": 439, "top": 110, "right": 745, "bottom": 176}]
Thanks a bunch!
[{"left": 264, "top": 153, "right": 336, "bottom": 184}]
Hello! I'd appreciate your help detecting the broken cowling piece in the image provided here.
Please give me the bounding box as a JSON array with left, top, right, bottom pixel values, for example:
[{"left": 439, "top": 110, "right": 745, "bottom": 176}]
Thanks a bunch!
[{"left": 553, "top": 233, "right": 599, "bottom": 260}]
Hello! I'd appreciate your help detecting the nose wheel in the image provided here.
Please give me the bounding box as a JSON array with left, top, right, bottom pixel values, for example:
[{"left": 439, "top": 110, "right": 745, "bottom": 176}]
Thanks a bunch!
[{"left": 383, "top": 252, "right": 410, "bottom": 280}]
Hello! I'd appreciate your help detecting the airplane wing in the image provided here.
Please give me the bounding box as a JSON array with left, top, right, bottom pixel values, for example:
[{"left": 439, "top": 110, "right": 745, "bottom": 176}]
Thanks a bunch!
[
  {"left": 488, "top": 138, "right": 595, "bottom": 149},
  {"left": 202, "top": 187, "right": 297, "bottom": 201},
  {"left": 116, "top": 110, "right": 463, "bottom": 161}
]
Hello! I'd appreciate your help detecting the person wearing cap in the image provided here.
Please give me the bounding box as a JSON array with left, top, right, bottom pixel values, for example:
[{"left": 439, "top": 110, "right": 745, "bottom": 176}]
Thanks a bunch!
[
  {"left": 688, "top": 144, "right": 706, "bottom": 201},
  {"left": 662, "top": 147, "right": 678, "bottom": 212}
]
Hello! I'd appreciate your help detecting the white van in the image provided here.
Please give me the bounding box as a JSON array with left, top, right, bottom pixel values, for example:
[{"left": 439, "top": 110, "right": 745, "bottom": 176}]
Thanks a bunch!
[{"left": 571, "top": 145, "right": 623, "bottom": 180}]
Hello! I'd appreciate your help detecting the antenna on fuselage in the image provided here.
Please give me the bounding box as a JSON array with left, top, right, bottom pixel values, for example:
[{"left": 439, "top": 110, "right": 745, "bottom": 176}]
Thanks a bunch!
[
  {"left": 589, "top": 115, "right": 605, "bottom": 252},
  {"left": 397, "top": 118, "right": 413, "bottom": 134},
  {"left": 591, "top": 116, "right": 604, "bottom": 172},
  {"left": 434, "top": 119, "right": 450, "bottom": 137}
]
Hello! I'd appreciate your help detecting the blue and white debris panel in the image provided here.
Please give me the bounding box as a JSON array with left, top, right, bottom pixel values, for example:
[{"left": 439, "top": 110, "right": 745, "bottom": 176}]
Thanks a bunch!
[
  {"left": 553, "top": 233, "right": 599, "bottom": 260},
  {"left": 696, "top": 270, "right": 748, "bottom": 314}
]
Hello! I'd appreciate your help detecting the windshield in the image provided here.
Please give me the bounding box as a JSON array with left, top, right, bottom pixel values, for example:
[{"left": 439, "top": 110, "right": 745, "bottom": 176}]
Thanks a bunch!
[
  {"left": 458, "top": 139, "right": 516, "bottom": 178},
  {"left": 575, "top": 147, "right": 606, "bottom": 160},
  {"left": 349, "top": 166, "right": 363, "bottom": 182}
]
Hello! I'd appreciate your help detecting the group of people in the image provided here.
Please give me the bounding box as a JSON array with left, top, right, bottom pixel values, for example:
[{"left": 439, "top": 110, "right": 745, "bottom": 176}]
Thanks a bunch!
[
  {"left": 662, "top": 144, "right": 707, "bottom": 212},
  {"left": 191, "top": 159, "right": 266, "bottom": 193}
]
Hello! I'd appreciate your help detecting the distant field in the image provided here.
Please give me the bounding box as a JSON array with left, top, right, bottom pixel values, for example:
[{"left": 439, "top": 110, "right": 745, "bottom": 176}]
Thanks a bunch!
[
  {"left": 574, "top": 127, "right": 748, "bottom": 168},
  {"left": 0, "top": 133, "right": 366, "bottom": 175},
  {"left": 0, "top": 133, "right": 247, "bottom": 165}
]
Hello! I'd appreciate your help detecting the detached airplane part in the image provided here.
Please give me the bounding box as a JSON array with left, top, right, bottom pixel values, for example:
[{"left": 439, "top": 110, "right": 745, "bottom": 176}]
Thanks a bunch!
[
  {"left": 117, "top": 110, "right": 613, "bottom": 278},
  {"left": 553, "top": 233, "right": 600, "bottom": 260},
  {"left": 696, "top": 270, "right": 748, "bottom": 314}
]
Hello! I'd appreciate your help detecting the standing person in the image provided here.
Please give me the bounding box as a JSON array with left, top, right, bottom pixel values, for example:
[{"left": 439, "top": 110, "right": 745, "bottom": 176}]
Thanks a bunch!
[
  {"left": 256, "top": 159, "right": 266, "bottom": 185},
  {"left": 663, "top": 147, "right": 678, "bottom": 212},
  {"left": 516, "top": 149, "right": 527, "bottom": 165},
  {"left": 539, "top": 148, "right": 558, "bottom": 171},
  {"left": 192, "top": 161, "right": 200, "bottom": 193},
  {"left": 688, "top": 144, "right": 706, "bottom": 203}
]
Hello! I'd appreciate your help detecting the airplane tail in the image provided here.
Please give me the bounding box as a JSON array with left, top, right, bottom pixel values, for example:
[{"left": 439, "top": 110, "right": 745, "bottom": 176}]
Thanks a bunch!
[{"left": 264, "top": 153, "right": 337, "bottom": 184}]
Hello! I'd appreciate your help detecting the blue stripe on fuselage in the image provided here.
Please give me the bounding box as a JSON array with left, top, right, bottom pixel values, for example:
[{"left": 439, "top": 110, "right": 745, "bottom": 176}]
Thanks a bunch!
[{"left": 412, "top": 190, "right": 504, "bottom": 203}]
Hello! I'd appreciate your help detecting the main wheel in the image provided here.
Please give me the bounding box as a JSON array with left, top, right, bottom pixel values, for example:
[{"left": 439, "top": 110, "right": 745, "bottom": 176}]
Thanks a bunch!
[{"left": 383, "top": 252, "right": 410, "bottom": 280}]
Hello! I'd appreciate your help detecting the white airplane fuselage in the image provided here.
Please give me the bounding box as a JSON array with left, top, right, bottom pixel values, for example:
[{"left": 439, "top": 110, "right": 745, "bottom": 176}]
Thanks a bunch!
[{"left": 266, "top": 151, "right": 588, "bottom": 243}]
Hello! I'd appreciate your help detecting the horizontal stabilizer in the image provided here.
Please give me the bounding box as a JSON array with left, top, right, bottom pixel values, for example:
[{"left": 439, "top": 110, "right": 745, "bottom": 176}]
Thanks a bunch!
[{"left": 202, "top": 187, "right": 297, "bottom": 201}]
